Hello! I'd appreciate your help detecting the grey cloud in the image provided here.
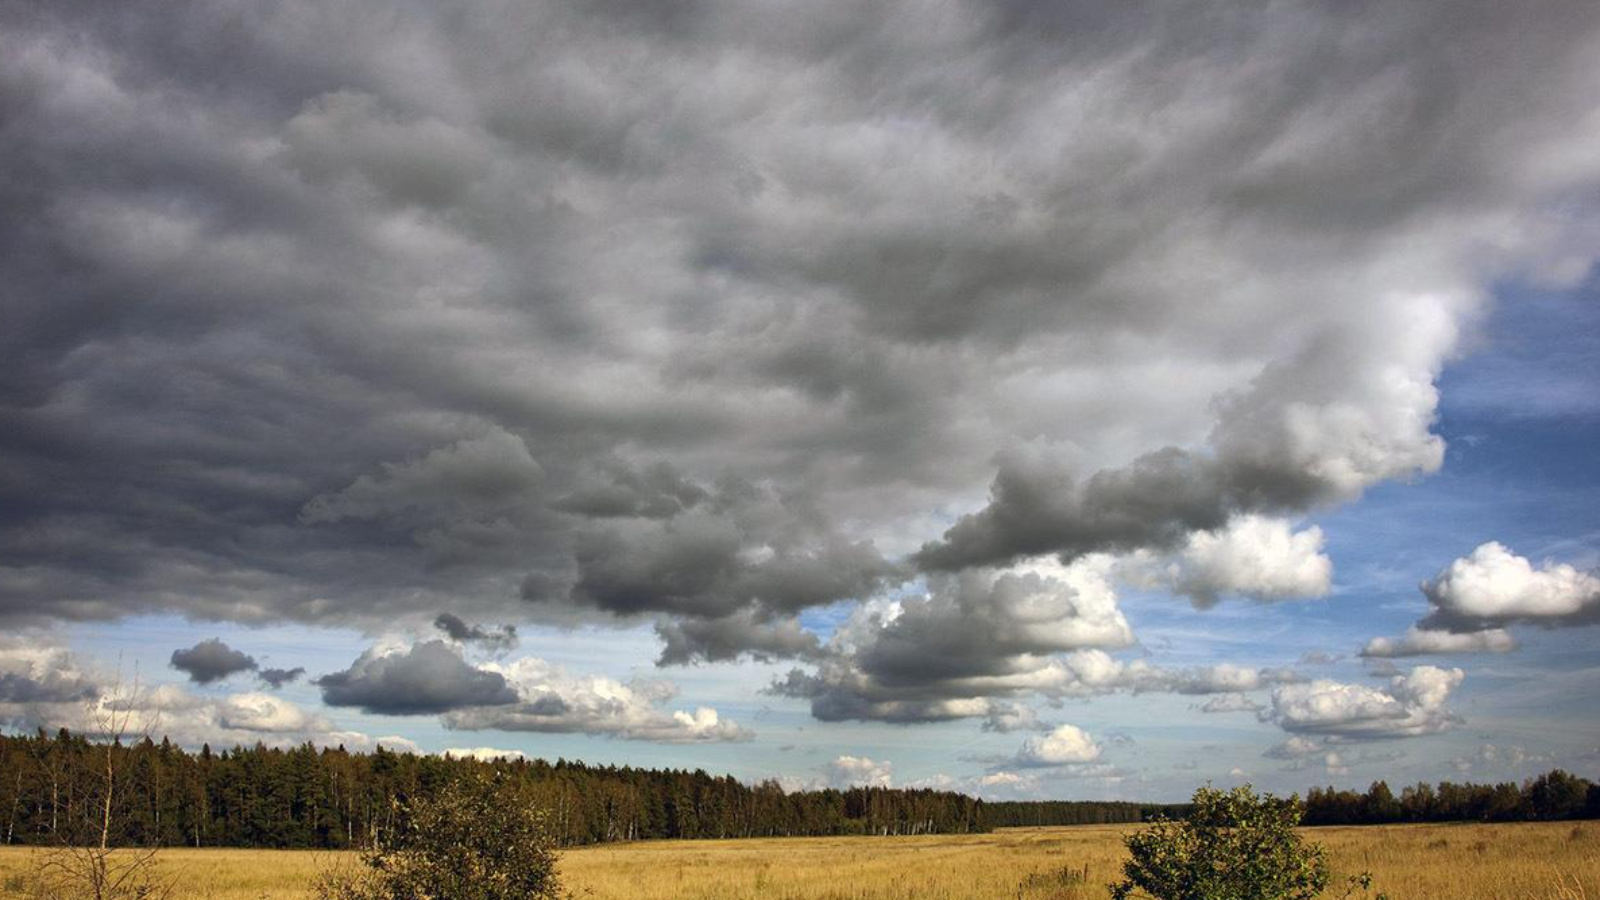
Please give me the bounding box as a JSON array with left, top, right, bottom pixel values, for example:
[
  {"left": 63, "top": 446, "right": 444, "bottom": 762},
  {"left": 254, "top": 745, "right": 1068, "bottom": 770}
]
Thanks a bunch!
[
  {"left": 317, "top": 641, "right": 519, "bottom": 715},
  {"left": 170, "top": 638, "right": 258, "bottom": 684},
  {"left": 1, "top": 0, "right": 1597, "bottom": 695},
  {"left": 433, "top": 613, "right": 519, "bottom": 653}
]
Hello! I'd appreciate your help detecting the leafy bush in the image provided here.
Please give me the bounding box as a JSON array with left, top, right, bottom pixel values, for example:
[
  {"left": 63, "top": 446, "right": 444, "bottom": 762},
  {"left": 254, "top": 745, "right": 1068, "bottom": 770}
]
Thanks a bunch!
[
  {"left": 317, "top": 770, "right": 562, "bottom": 900},
  {"left": 1110, "top": 785, "right": 1335, "bottom": 900}
]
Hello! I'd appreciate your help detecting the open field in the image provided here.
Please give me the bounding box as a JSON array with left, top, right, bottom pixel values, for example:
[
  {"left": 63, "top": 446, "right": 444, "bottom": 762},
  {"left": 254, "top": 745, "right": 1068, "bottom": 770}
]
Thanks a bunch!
[{"left": 1, "top": 822, "right": 1595, "bottom": 900}]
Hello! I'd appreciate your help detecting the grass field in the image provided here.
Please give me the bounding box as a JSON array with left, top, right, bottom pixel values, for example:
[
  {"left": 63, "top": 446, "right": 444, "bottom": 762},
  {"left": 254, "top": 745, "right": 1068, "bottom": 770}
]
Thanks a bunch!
[{"left": 1, "top": 822, "right": 1595, "bottom": 900}]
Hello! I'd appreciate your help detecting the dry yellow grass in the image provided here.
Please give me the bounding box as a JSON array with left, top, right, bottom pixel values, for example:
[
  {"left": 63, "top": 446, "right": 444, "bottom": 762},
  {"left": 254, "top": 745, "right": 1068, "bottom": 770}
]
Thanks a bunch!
[{"left": 0, "top": 822, "right": 1594, "bottom": 900}]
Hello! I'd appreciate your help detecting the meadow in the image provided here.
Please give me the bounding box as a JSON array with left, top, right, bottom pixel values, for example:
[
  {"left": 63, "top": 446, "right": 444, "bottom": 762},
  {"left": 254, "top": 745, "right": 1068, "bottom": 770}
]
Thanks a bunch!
[{"left": 0, "top": 821, "right": 1594, "bottom": 900}]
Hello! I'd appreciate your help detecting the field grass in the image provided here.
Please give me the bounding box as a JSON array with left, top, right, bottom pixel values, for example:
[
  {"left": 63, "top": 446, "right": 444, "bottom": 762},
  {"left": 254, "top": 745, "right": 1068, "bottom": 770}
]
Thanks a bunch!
[{"left": 0, "top": 822, "right": 1595, "bottom": 900}]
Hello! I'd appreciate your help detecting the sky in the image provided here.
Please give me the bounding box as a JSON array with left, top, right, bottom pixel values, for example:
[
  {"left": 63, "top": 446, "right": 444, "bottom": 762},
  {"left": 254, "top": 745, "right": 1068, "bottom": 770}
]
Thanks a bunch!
[{"left": 2, "top": 0, "right": 1598, "bottom": 803}]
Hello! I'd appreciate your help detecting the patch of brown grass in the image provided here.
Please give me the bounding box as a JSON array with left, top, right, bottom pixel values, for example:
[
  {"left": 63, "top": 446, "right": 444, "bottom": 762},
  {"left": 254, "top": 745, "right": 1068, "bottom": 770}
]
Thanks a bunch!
[{"left": 0, "top": 821, "right": 1593, "bottom": 900}]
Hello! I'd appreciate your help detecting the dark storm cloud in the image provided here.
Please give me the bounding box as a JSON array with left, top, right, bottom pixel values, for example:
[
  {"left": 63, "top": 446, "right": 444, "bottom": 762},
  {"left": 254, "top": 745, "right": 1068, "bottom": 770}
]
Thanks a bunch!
[
  {"left": 316, "top": 641, "right": 519, "bottom": 715},
  {"left": 570, "top": 517, "right": 900, "bottom": 620},
  {"left": 554, "top": 477, "right": 903, "bottom": 656},
  {"left": 170, "top": 639, "right": 258, "bottom": 684},
  {"left": 654, "top": 610, "right": 822, "bottom": 666},
  {"left": 552, "top": 460, "right": 709, "bottom": 520},
  {"left": 0, "top": 640, "right": 99, "bottom": 725},
  {"left": 433, "top": 612, "right": 519, "bottom": 653},
  {"left": 915, "top": 330, "right": 1448, "bottom": 572},
  {"left": 258, "top": 667, "right": 307, "bottom": 689},
  {"left": 1, "top": 0, "right": 1598, "bottom": 694},
  {"left": 0, "top": 671, "right": 98, "bottom": 705}
]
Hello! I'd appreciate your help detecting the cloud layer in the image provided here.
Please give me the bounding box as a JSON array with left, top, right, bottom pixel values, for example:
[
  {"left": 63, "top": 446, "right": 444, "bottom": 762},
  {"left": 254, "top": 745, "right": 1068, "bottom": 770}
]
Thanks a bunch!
[{"left": 1, "top": 0, "right": 1598, "bottom": 768}]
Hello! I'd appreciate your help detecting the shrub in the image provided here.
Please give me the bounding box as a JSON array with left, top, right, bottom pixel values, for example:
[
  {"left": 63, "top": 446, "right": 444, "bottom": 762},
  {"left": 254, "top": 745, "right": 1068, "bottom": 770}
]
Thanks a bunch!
[
  {"left": 317, "top": 770, "right": 562, "bottom": 900},
  {"left": 1110, "top": 785, "right": 1337, "bottom": 900}
]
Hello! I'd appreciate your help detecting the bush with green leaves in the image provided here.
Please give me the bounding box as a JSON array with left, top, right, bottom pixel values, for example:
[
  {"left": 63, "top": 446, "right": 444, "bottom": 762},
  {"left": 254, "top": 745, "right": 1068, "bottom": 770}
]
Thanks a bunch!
[
  {"left": 1111, "top": 784, "right": 1360, "bottom": 900},
  {"left": 317, "top": 770, "right": 562, "bottom": 900}
]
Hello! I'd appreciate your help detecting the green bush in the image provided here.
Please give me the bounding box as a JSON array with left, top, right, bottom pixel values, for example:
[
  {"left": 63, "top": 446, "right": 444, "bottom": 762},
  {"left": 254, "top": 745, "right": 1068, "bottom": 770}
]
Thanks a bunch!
[
  {"left": 1110, "top": 785, "right": 1338, "bottom": 900},
  {"left": 317, "top": 770, "right": 563, "bottom": 900}
]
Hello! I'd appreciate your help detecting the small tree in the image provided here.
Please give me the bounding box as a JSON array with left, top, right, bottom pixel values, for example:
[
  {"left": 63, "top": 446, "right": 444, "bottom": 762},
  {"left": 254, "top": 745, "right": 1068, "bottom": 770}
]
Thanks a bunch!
[
  {"left": 1110, "top": 785, "right": 1333, "bottom": 900},
  {"left": 317, "top": 769, "right": 563, "bottom": 900},
  {"left": 31, "top": 670, "right": 172, "bottom": 900}
]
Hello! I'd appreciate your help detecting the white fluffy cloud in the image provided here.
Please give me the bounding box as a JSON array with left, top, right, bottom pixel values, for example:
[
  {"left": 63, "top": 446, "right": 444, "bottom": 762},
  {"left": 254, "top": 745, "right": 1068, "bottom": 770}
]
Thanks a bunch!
[
  {"left": 1263, "top": 737, "right": 1351, "bottom": 776},
  {"left": 443, "top": 655, "right": 750, "bottom": 743},
  {"left": 1265, "top": 666, "right": 1464, "bottom": 739},
  {"left": 1124, "top": 516, "right": 1333, "bottom": 608},
  {"left": 309, "top": 638, "right": 749, "bottom": 743},
  {"left": 1420, "top": 543, "right": 1600, "bottom": 629},
  {"left": 766, "top": 548, "right": 1311, "bottom": 725},
  {"left": 1361, "top": 626, "right": 1517, "bottom": 658},
  {"left": 440, "top": 746, "right": 528, "bottom": 762},
  {"left": 977, "top": 771, "right": 1033, "bottom": 789},
  {"left": 217, "top": 692, "right": 327, "bottom": 733},
  {"left": 1199, "top": 693, "right": 1265, "bottom": 714},
  {"left": 1363, "top": 543, "right": 1599, "bottom": 657},
  {"left": 1, "top": 638, "right": 411, "bottom": 752},
  {"left": 825, "top": 755, "right": 894, "bottom": 789},
  {"left": 1015, "top": 724, "right": 1102, "bottom": 767}
]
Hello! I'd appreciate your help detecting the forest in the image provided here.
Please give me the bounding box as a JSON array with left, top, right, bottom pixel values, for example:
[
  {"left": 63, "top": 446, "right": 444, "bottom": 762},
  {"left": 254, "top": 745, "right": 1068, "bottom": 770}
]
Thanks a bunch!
[{"left": 0, "top": 730, "right": 1595, "bottom": 849}]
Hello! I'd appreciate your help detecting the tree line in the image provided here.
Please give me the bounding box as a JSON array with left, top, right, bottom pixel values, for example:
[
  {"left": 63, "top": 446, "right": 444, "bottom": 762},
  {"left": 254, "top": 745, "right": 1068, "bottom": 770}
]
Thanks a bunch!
[
  {"left": 0, "top": 729, "right": 984, "bottom": 848},
  {"left": 990, "top": 771, "right": 1600, "bottom": 829},
  {"left": 3, "top": 729, "right": 1596, "bottom": 850},
  {"left": 1302, "top": 771, "right": 1600, "bottom": 825}
]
